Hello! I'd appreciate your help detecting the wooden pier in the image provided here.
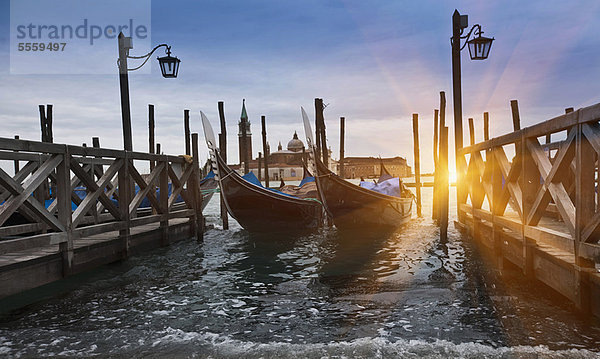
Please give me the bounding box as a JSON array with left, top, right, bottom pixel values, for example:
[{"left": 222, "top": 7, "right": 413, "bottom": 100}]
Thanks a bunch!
[
  {"left": 0, "top": 134, "right": 205, "bottom": 300},
  {"left": 455, "top": 101, "right": 600, "bottom": 317}
]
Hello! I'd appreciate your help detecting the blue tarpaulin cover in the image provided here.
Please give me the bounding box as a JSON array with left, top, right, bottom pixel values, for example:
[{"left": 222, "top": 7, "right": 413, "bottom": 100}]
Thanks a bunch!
[{"left": 359, "top": 177, "right": 402, "bottom": 197}]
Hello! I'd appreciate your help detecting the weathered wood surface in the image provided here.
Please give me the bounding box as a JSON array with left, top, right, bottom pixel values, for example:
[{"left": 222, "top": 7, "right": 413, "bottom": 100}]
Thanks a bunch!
[
  {"left": 457, "top": 100, "right": 600, "bottom": 315},
  {"left": 0, "top": 134, "right": 206, "bottom": 297}
]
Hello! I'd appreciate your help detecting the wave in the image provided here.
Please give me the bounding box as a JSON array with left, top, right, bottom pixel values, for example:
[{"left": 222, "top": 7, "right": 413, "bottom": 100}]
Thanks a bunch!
[{"left": 132, "top": 328, "right": 599, "bottom": 359}]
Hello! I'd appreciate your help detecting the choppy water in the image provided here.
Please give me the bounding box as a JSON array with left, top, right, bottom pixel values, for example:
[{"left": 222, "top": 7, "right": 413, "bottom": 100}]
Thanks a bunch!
[{"left": 1, "top": 187, "right": 600, "bottom": 358}]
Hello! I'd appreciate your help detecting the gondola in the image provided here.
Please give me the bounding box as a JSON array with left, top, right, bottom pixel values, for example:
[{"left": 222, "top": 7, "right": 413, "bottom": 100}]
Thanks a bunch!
[
  {"left": 200, "top": 111, "right": 323, "bottom": 233},
  {"left": 301, "top": 107, "right": 413, "bottom": 232}
]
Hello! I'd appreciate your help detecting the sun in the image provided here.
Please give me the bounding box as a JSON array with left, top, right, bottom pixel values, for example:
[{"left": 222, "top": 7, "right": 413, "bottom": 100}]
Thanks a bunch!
[{"left": 449, "top": 170, "right": 457, "bottom": 184}]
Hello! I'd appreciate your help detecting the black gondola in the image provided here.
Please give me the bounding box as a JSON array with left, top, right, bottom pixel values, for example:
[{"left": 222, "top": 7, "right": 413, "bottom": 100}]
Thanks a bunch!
[
  {"left": 301, "top": 107, "right": 413, "bottom": 232},
  {"left": 201, "top": 111, "right": 323, "bottom": 233}
]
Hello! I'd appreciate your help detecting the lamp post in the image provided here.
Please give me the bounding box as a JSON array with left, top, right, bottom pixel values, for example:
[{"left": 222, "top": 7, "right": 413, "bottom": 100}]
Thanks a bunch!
[
  {"left": 117, "top": 32, "right": 181, "bottom": 151},
  {"left": 450, "top": 10, "right": 494, "bottom": 204}
]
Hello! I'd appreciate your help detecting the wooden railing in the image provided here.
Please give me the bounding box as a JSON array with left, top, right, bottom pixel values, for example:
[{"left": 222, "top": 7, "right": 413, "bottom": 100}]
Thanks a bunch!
[
  {"left": 457, "top": 102, "right": 600, "bottom": 266},
  {"left": 0, "top": 134, "right": 204, "bottom": 272}
]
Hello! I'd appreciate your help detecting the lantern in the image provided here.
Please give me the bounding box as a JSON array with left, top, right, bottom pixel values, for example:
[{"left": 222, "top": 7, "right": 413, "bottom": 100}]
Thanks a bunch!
[{"left": 467, "top": 34, "right": 494, "bottom": 60}]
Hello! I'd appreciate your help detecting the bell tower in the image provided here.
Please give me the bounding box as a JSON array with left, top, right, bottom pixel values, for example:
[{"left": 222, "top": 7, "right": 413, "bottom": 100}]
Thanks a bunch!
[{"left": 238, "top": 99, "right": 252, "bottom": 168}]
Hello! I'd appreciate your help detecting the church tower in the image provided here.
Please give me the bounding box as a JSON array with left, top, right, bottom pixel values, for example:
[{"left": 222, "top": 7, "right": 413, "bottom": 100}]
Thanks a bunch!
[{"left": 238, "top": 99, "right": 252, "bottom": 168}]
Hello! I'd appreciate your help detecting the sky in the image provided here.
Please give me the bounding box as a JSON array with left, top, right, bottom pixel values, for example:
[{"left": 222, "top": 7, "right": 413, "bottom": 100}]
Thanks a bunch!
[{"left": 1, "top": 0, "right": 600, "bottom": 173}]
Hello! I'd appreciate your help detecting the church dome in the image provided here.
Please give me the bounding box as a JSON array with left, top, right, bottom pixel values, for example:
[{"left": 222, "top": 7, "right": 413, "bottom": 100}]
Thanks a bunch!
[{"left": 287, "top": 131, "right": 304, "bottom": 152}]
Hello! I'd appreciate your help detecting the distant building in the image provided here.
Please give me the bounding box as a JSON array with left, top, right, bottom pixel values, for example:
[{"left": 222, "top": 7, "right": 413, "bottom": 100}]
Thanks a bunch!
[
  {"left": 340, "top": 156, "right": 411, "bottom": 179},
  {"left": 248, "top": 131, "right": 309, "bottom": 181}
]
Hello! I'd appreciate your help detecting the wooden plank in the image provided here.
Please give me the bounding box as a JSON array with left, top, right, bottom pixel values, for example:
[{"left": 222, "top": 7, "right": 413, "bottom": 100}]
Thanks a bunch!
[
  {"left": 458, "top": 104, "right": 593, "bottom": 156},
  {"left": 0, "top": 223, "right": 44, "bottom": 237},
  {"left": 0, "top": 151, "right": 45, "bottom": 162},
  {"left": 73, "top": 220, "right": 126, "bottom": 238},
  {"left": 0, "top": 232, "right": 66, "bottom": 255},
  {"left": 130, "top": 214, "right": 163, "bottom": 228}
]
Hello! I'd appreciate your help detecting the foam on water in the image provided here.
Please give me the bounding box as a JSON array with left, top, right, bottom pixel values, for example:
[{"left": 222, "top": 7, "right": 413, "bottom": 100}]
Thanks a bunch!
[
  {"left": 1, "top": 189, "right": 600, "bottom": 357},
  {"left": 1, "top": 328, "right": 597, "bottom": 358}
]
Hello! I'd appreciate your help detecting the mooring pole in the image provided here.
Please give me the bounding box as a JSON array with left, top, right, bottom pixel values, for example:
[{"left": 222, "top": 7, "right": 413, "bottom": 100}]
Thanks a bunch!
[
  {"left": 91, "top": 137, "right": 101, "bottom": 223},
  {"left": 39, "top": 104, "right": 54, "bottom": 200},
  {"left": 149, "top": 104, "right": 155, "bottom": 171},
  {"left": 217, "top": 101, "right": 229, "bottom": 230},
  {"left": 468, "top": 118, "right": 475, "bottom": 146},
  {"left": 261, "top": 115, "right": 269, "bottom": 188},
  {"left": 483, "top": 112, "right": 489, "bottom": 141},
  {"left": 13, "top": 135, "right": 20, "bottom": 174},
  {"left": 192, "top": 133, "right": 204, "bottom": 241},
  {"left": 339, "top": 117, "right": 345, "bottom": 178},
  {"left": 412, "top": 113, "right": 422, "bottom": 217},
  {"left": 258, "top": 152, "right": 263, "bottom": 182},
  {"left": 433, "top": 109, "right": 439, "bottom": 220},
  {"left": 440, "top": 126, "right": 449, "bottom": 242},
  {"left": 184, "top": 109, "right": 191, "bottom": 156}
]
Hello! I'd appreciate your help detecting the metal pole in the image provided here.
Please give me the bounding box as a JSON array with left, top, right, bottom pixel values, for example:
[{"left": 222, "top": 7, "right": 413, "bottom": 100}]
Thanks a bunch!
[{"left": 118, "top": 32, "right": 133, "bottom": 152}]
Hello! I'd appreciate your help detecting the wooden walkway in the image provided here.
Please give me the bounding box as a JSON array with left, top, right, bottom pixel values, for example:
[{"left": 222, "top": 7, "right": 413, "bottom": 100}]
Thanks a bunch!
[
  {"left": 456, "top": 101, "right": 600, "bottom": 317},
  {"left": 0, "top": 134, "right": 206, "bottom": 300}
]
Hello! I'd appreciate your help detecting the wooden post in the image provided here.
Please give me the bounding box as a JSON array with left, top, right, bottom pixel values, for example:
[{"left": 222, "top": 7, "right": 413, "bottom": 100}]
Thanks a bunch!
[
  {"left": 575, "top": 118, "right": 595, "bottom": 313},
  {"left": 92, "top": 137, "right": 101, "bottom": 223},
  {"left": 339, "top": 117, "right": 345, "bottom": 177},
  {"left": 439, "top": 92, "right": 447, "bottom": 222},
  {"left": 432, "top": 109, "right": 439, "bottom": 220},
  {"left": 39, "top": 104, "right": 53, "bottom": 143},
  {"left": 412, "top": 114, "right": 422, "bottom": 217},
  {"left": 258, "top": 152, "right": 262, "bottom": 182},
  {"left": 149, "top": 104, "right": 155, "bottom": 171},
  {"left": 159, "top": 152, "right": 169, "bottom": 245},
  {"left": 118, "top": 152, "right": 131, "bottom": 257},
  {"left": 315, "top": 98, "right": 328, "bottom": 167},
  {"left": 440, "top": 126, "right": 449, "bottom": 242},
  {"left": 39, "top": 104, "right": 54, "bottom": 200},
  {"left": 514, "top": 100, "right": 537, "bottom": 279},
  {"left": 13, "top": 135, "right": 20, "bottom": 174},
  {"left": 56, "top": 145, "right": 73, "bottom": 275},
  {"left": 261, "top": 115, "right": 269, "bottom": 188},
  {"left": 468, "top": 118, "right": 475, "bottom": 146},
  {"left": 510, "top": 100, "right": 521, "bottom": 131},
  {"left": 192, "top": 133, "right": 204, "bottom": 241},
  {"left": 218, "top": 101, "right": 229, "bottom": 230},
  {"left": 483, "top": 112, "right": 490, "bottom": 141},
  {"left": 184, "top": 109, "right": 191, "bottom": 156}
]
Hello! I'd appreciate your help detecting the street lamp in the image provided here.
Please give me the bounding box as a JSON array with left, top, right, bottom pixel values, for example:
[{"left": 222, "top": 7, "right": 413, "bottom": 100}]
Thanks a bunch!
[
  {"left": 117, "top": 32, "right": 181, "bottom": 151},
  {"left": 450, "top": 10, "right": 494, "bottom": 207}
]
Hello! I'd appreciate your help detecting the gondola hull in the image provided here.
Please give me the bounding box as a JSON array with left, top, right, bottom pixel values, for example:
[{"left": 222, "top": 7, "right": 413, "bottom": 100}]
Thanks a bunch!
[
  {"left": 216, "top": 154, "right": 322, "bottom": 233},
  {"left": 315, "top": 160, "right": 412, "bottom": 232}
]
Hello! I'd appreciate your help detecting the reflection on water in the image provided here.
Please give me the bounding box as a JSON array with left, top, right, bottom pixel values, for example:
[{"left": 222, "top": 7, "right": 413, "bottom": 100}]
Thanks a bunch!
[{"left": 0, "top": 188, "right": 599, "bottom": 357}]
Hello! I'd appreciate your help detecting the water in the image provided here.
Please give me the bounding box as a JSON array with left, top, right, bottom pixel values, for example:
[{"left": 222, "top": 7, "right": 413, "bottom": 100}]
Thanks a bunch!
[{"left": 1, "top": 187, "right": 600, "bottom": 358}]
